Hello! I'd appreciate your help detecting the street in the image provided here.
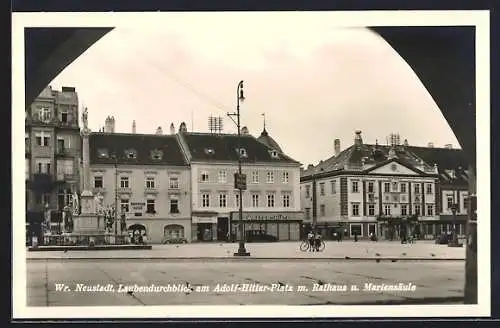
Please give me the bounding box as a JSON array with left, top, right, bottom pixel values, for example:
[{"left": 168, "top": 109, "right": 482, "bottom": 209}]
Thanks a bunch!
[{"left": 27, "top": 259, "right": 465, "bottom": 306}]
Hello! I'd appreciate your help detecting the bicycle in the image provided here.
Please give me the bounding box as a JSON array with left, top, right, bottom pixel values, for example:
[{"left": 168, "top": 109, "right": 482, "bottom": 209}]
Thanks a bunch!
[{"left": 299, "top": 239, "right": 326, "bottom": 252}]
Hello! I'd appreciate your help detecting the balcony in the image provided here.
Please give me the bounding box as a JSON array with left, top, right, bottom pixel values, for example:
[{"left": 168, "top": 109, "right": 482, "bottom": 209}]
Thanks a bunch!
[
  {"left": 117, "top": 187, "right": 132, "bottom": 194},
  {"left": 55, "top": 172, "right": 78, "bottom": 183},
  {"left": 144, "top": 187, "right": 159, "bottom": 195},
  {"left": 92, "top": 187, "right": 106, "bottom": 194},
  {"left": 55, "top": 147, "right": 73, "bottom": 157}
]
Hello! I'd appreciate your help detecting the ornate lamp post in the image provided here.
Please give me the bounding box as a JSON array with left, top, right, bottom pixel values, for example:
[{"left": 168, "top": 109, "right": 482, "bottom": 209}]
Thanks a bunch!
[
  {"left": 228, "top": 80, "right": 250, "bottom": 256},
  {"left": 448, "top": 203, "right": 462, "bottom": 247}
]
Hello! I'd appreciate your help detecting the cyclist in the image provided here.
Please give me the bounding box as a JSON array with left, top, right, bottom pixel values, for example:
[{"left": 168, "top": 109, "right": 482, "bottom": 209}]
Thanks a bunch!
[
  {"left": 307, "top": 230, "right": 315, "bottom": 252},
  {"left": 314, "top": 231, "right": 322, "bottom": 252}
]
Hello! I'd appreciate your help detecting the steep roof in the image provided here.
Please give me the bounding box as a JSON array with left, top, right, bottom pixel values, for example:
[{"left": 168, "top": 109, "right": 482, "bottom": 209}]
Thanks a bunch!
[
  {"left": 180, "top": 132, "right": 299, "bottom": 164},
  {"left": 302, "top": 142, "right": 469, "bottom": 186},
  {"left": 257, "top": 129, "right": 284, "bottom": 153},
  {"left": 89, "top": 133, "right": 188, "bottom": 166}
]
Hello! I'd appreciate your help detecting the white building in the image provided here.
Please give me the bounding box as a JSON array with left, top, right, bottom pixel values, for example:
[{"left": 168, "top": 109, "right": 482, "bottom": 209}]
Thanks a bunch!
[
  {"left": 176, "top": 123, "right": 303, "bottom": 242},
  {"left": 300, "top": 131, "right": 453, "bottom": 240},
  {"left": 88, "top": 130, "right": 191, "bottom": 243}
]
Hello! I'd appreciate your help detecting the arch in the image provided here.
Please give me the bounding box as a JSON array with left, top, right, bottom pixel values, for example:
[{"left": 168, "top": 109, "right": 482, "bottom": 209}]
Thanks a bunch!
[
  {"left": 164, "top": 224, "right": 185, "bottom": 239},
  {"left": 128, "top": 224, "right": 147, "bottom": 235}
]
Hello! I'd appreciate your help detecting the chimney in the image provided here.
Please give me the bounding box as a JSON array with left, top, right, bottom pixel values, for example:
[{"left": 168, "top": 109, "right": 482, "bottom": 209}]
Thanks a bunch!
[
  {"left": 104, "top": 116, "right": 115, "bottom": 133},
  {"left": 170, "top": 123, "right": 175, "bottom": 135},
  {"left": 444, "top": 144, "right": 453, "bottom": 149},
  {"left": 428, "top": 142, "right": 434, "bottom": 148},
  {"left": 241, "top": 126, "right": 249, "bottom": 135},
  {"left": 156, "top": 126, "right": 163, "bottom": 135},
  {"left": 354, "top": 130, "right": 363, "bottom": 147},
  {"left": 334, "top": 139, "right": 340, "bottom": 156},
  {"left": 179, "top": 122, "right": 187, "bottom": 133},
  {"left": 132, "top": 120, "right": 136, "bottom": 134}
]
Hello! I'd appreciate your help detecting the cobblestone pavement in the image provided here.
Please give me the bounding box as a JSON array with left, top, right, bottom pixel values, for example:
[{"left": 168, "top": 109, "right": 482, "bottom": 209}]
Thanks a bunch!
[
  {"left": 27, "top": 259, "right": 464, "bottom": 306},
  {"left": 26, "top": 240, "right": 466, "bottom": 260}
]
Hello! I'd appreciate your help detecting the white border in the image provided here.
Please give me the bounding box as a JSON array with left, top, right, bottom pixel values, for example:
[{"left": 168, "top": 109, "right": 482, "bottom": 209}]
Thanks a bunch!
[{"left": 12, "top": 10, "right": 490, "bottom": 319}]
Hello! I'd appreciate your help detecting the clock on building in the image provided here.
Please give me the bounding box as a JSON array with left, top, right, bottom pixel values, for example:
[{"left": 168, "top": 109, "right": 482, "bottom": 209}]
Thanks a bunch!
[{"left": 391, "top": 164, "right": 397, "bottom": 171}]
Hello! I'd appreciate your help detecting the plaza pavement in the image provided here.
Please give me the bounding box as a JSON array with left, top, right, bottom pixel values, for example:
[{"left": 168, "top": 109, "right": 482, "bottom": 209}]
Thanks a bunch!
[
  {"left": 26, "top": 240, "right": 466, "bottom": 261},
  {"left": 26, "top": 259, "right": 465, "bottom": 306}
]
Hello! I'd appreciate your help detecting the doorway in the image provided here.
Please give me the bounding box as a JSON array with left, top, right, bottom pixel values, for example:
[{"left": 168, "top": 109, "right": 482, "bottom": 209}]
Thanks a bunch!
[
  {"left": 197, "top": 223, "right": 213, "bottom": 241},
  {"left": 217, "top": 217, "right": 229, "bottom": 241}
]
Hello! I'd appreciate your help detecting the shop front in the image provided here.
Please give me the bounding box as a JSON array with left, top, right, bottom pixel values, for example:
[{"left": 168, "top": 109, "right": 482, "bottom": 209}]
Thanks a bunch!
[
  {"left": 229, "top": 211, "right": 303, "bottom": 242},
  {"left": 376, "top": 215, "right": 419, "bottom": 240},
  {"left": 192, "top": 211, "right": 218, "bottom": 242}
]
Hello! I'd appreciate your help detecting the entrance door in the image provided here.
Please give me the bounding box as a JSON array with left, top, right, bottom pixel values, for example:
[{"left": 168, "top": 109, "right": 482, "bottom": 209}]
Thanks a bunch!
[
  {"left": 197, "top": 223, "right": 213, "bottom": 241},
  {"left": 217, "top": 217, "right": 229, "bottom": 241}
]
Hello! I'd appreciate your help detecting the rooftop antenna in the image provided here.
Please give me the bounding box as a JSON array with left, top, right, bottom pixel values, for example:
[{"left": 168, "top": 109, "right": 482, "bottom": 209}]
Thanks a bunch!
[
  {"left": 208, "top": 115, "right": 224, "bottom": 134},
  {"left": 262, "top": 112, "right": 266, "bottom": 131}
]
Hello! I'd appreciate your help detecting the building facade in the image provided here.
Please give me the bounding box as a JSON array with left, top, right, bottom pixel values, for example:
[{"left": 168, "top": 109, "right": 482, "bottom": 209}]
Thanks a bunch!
[
  {"left": 176, "top": 123, "right": 303, "bottom": 242},
  {"left": 300, "top": 131, "right": 469, "bottom": 240},
  {"left": 25, "top": 86, "right": 81, "bottom": 240},
  {"left": 88, "top": 131, "right": 192, "bottom": 243}
]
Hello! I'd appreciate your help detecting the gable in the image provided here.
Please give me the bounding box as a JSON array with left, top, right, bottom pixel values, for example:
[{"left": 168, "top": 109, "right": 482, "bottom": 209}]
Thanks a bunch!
[{"left": 367, "top": 161, "right": 421, "bottom": 176}]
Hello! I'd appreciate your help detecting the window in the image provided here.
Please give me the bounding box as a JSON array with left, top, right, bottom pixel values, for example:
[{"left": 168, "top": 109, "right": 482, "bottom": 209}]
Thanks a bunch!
[
  {"left": 267, "top": 193, "right": 275, "bottom": 207},
  {"left": 401, "top": 204, "right": 408, "bottom": 216},
  {"left": 320, "top": 204, "right": 326, "bottom": 217},
  {"left": 201, "top": 172, "right": 209, "bottom": 183},
  {"left": 392, "top": 195, "right": 399, "bottom": 202},
  {"left": 447, "top": 196, "right": 454, "bottom": 209},
  {"left": 392, "top": 182, "right": 398, "bottom": 191},
  {"left": 463, "top": 196, "right": 469, "bottom": 212},
  {"left": 384, "top": 182, "right": 390, "bottom": 192},
  {"left": 252, "top": 194, "right": 259, "bottom": 207},
  {"left": 61, "top": 111, "right": 68, "bottom": 123},
  {"left": 169, "top": 176, "right": 179, "bottom": 189},
  {"left": 145, "top": 177, "right": 155, "bottom": 189},
  {"left": 427, "top": 205, "right": 434, "bottom": 216},
  {"left": 146, "top": 199, "right": 156, "bottom": 214},
  {"left": 266, "top": 171, "right": 274, "bottom": 183},
  {"left": 94, "top": 176, "right": 103, "bottom": 188},
  {"left": 218, "top": 171, "right": 227, "bottom": 183},
  {"left": 270, "top": 150, "right": 279, "bottom": 158},
  {"left": 414, "top": 204, "right": 421, "bottom": 215},
  {"left": 368, "top": 204, "right": 375, "bottom": 216},
  {"left": 305, "top": 185, "right": 311, "bottom": 198},
  {"left": 282, "top": 171, "right": 289, "bottom": 184},
  {"left": 35, "top": 159, "right": 51, "bottom": 173},
  {"left": 251, "top": 171, "right": 259, "bottom": 183},
  {"left": 235, "top": 194, "right": 240, "bottom": 207},
  {"left": 414, "top": 183, "right": 421, "bottom": 194},
  {"left": 305, "top": 208, "right": 311, "bottom": 220},
  {"left": 368, "top": 182, "right": 374, "bottom": 193},
  {"left": 426, "top": 183, "right": 433, "bottom": 194},
  {"left": 331, "top": 180, "right": 336, "bottom": 194},
  {"left": 350, "top": 224, "right": 362, "bottom": 236},
  {"left": 170, "top": 199, "right": 179, "bottom": 213},
  {"left": 238, "top": 148, "right": 247, "bottom": 158},
  {"left": 384, "top": 205, "right": 391, "bottom": 216},
  {"left": 35, "top": 131, "right": 50, "bottom": 146},
  {"left": 120, "top": 177, "right": 129, "bottom": 188},
  {"left": 202, "top": 194, "right": 210, "bottom": 207},
  {"left": 352, "top": 181, "right": 359, "bottom": 193},
  {"left": 282, "top": 193, "right": 290, "bottom": 208},
  {"left": 352, "top": 203, "right": 360, "bottom": 216},
  {"left": 97, "top": 148, "right": 109, "bottom": 158},
  {"left": 219, "top": 193, "right": 227, "bottom": 207},
  {"left": 120, "top": 199, "right": 129, "bottom": 213},
  {"left": 320, "top": 182, "right": 325, "bottom": 196},
  {"left": 57, "top": 159, "right": 73, "bottom": 176},
  {"left": 38, "top": 107, "right": 51, "bottom": 122},
  {"left": 126, "top": 150, "right": 137, "bottom": 159},
  {"left": 400, "top": 183, "right": 407, "bottom": 193},
  {"left": 151, "top": 150, "right": 163, "bottom": 160}
]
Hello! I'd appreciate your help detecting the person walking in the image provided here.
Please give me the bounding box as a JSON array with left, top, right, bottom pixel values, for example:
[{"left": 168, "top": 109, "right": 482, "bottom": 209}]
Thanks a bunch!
[
  {"left": 307, "top": 230, "right": 315, "bottom": 252},
  {"left": 314, "top": 231, "right": 322, "bottom": 252}
]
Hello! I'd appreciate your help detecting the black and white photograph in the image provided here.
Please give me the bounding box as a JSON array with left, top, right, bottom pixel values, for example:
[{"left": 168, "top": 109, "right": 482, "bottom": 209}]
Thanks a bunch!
[{"left": 12, "top": 10, "right": 490, "bottom": 319}]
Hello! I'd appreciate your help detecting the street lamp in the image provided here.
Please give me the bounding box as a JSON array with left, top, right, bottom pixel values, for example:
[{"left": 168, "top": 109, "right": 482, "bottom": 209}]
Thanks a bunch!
[
  {"left": 228, "top": 80, "right": 250, "bottom": 256},
  {"left": 448, "top": 203, "right": 462, "bottom": 247}
]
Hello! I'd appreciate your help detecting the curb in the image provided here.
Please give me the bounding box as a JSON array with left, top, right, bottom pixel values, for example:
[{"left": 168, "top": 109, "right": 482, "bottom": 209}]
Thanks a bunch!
[{"left": 26, "top": 257, "right": 466, "bottom": 262}]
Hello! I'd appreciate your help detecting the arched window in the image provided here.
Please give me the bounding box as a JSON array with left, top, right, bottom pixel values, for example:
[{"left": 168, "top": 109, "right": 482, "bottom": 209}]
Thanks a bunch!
[{"left": 164, "top": 224, "right": 184, "bottom": 239}]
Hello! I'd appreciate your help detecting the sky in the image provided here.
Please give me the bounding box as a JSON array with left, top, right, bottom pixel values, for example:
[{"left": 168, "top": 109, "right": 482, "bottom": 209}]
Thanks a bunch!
[{"left": 49, "top": 14, "right": 460, "bottom": 167}]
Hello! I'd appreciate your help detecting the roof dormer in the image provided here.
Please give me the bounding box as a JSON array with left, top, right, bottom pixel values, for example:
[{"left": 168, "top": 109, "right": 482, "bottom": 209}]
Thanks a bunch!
[
  {"left": 204, "top": 147, "right": 215, "bottom": 155},
  {"left": 237, "top": 148, "right": 248, "bottom": 158},
  {"left": 269, "top": 150, "right": 279, "bottom": 159},
  {"left": 125, "top": 148, "right": 138, "bottom": 159}
]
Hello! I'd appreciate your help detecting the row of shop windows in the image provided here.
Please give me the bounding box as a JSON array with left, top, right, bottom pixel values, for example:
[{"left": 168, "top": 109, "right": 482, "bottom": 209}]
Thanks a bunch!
[
  {"left": 307, "top": 181, "right": 435, "bottom": 197},
  {"left": 305, "top": 203, "right": 436, "bottom": 219}
]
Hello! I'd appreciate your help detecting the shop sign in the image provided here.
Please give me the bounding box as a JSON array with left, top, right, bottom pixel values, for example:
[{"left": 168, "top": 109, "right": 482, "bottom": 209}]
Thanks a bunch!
[
  {"left": 192, "top": 216, "right": 218, "bottom": 224},
  {"left": 230, "top": 212, "right": 302, "bottom": 222},
  {"left": 131, "top": 202, "right": 145, "bottom": 211}
]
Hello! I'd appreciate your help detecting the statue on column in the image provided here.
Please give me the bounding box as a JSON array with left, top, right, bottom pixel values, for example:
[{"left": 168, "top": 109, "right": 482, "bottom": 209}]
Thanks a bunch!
[
  {"left": 72, "top": 191, "right": 80, "bottom": 215},
  {"left": 82, "top": 107, "right": 88, "bottom": 129}
]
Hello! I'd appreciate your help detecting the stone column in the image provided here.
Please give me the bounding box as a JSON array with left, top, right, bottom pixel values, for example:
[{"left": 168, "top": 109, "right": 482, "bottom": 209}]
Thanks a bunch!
[{"left": 80, "top": 126, "right": 94, "bottom": 213}]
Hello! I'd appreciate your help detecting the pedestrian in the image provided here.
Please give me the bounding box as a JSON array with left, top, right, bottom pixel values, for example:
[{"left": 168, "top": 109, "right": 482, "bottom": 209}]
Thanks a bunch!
[
  {"left": 314, "top": 231, "right": 322, "bottom": 252},
  {"left": 307, "top": 230, "right": 315, "bottom": 251},
  {"left": 354, "top": 232, "right": 358, "bottom": 242}
]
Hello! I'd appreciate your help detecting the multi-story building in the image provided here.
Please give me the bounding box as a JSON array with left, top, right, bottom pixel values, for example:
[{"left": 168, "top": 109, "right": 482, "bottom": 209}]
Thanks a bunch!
[
  {"left": 300, "top": 131, "right": 470, "bottom": 240},
  {"left": 88, "top": 125, "right": 191, "bottom": 243},
  {"left": 176, "top": 123, "right": 303, "bottom": 242},
  {"left": 25, "top": 86, "right": 81, "bottom": 239}
]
